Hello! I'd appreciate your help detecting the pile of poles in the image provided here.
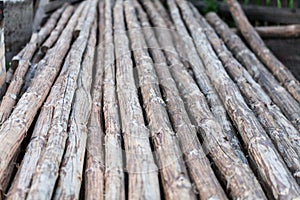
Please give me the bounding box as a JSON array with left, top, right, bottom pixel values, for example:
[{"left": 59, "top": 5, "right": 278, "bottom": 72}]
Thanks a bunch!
[{"left": 0, "top": 0, "right": 299, "bottom": 199}]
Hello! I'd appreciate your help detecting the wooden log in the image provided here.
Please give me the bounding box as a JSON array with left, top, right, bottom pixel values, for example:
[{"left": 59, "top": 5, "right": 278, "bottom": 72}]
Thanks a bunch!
[
  {"left": 0, "top": 5, "right": 67, "bottom": 124},
  {"left": 0, "top": 1, "right": 84, "bottom": 196},
  {"left": 175, "top": 0, "right": 300, "bottom": 198},
  {"left": 226, "top": 0, "right": 300, "bottom": 103},
  {"left": 167, "top": 0, "right": 248, "bottom": 165},
  {"left": 231, "top": 25, "right": 300, "bottom": 38},
  {"left": 125, "top": 1, "right": 196, "bottom": 199},
  {"left": 41, "top": 5, "right": 74, "bottom": 53},
  {"left": 190, "top": 0, "right": 300, "bottom": 25},
  {"left": 84, "top": 1, "right": 105, "bottom": 199},
  {"left": 114, "top": 0, "right": 160, "bottom": 199},
  {"left": 74, "top": 2, "right": 90, "bottom": 38},
  {"left": 1, "top": 4, "right": 84, "bottom": 199},
  {"left": 53, "top": 18, "right": 97, "bottom": 200},
  {"left": 138, "top": 1, "right": 227, "bottom": 199},
  {"left": 102, "top": 0, "right": 124, "bottom": 199},
  {"left": 205, "top": 13, "right": 300, "bottom": 132},
  {"left": 194, "top": 8, "right": 300, "bottom": 184},
  {"left": 0, "top": 17, "right": 5, "bottom": 91},
  {"left": 24, "top": 2, "right": 96, "bottom": 199}
]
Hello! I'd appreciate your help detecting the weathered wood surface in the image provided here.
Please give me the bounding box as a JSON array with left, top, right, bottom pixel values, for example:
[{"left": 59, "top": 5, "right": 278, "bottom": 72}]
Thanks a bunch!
[
  {"left": 175, "top": 0, "right": 300, "bottom": 198},
  {"left": 24, "top": 2, "right": 95, "bottom": 199},
  {"left": 41, "top": 5, "right": 74, "bottom": 53},
  {"left": 0, "top": 17, "right": 5, "bottom": 92},
  {"left": 84, "top": 1, "right": 105, "bottom": 199},
  {"left": 114, "top": 0, "right": 160, "bottom": 199},
  {"left": 126, "top": 1, "right": 195, "bottom": 199},
  {"left": 139, "top": 1, "right": 228, "bottom": 199},
  {"left": 0, "top": 5, "right": 66, "bottom": 124},
  {"left": 231, "top": 24, "right": 300, "bottom": 38},
  {"left": 102, "top": 0, "right": 125, "bottom": 199},
  {"left": 0, "top": 2, "right": 84, "bottom": 197},
  {"left": 226, "top": 0, "right": 300, "bottom": 103},
  {"left": 206, "top": 13, "right": 300, "bottom": 132},
  {"left": 195, "top": 8, "right": 300, "bottom": 184}
]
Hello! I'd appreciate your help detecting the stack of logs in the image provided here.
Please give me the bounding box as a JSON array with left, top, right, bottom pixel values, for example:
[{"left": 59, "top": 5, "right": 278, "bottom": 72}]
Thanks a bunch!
[{"left": 0, "top": 0, "right": 299, "bottom": 199}]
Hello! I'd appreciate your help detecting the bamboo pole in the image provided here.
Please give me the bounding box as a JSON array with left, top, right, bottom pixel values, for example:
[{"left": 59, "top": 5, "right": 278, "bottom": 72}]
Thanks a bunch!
[
  {"left": 53, "top": 19, "right": 97, "bottom": 200},
  {"left": 41, "top": 5, "right": 75, "bottom": 53},
  {"left": 205, "top": 13, "right": 300, "bottom": 131},
  {"left": 166, "top": 0, "right": 248, "bottom": 165},
  {"left": 138, "top": 1, "right": 228, "bottom": 199},
  {"left": 231, "top": 24, "right": 300, "bottom": 38},
  {"left": 102, "top": 0, "right": 125, "bottom": 199},
  {"left": 125, "top": 1, "right": 196, "bottom": 199},
  {"left": 194, "top": 7, "right": 300, "bottom": 184},
  {"left": 226, "top": 0, "right": 300, "bottom": 103},
  {"left": 175, "top": 0, "right": 300, "bottom": 198},
  {"left": 114, "top": 0, "right": 160, "bottom": 199},
  {"left": 0, "top": 2, "right": 84, "bottom": 194},
  {"left": 0, "top": 5, "right": 67, "bottom": 124},
  {"left": 84, "top": 1, "right": 105, "bottom": 199},
  {"left": 25, "top": 2, "right": 96, "bottom": 199}
]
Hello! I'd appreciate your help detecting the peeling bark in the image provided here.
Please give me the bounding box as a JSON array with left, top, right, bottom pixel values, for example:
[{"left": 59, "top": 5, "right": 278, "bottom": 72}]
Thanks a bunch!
[
  {"left": 138, "top": 1, "right": 227, "bottom": 199},
  {"left": 226, "top": 0, "right": 300, "bottom": 103},
  {"left": 195, "top": 8, "right": 300, "bottom": 184},
  {"left": 205, "top": 13, "right": 300, "bottom": 131},
  {"left": 84, "top": 1, "right": 105, "bottom": 200},
  {"left": 126, "top": 1, "right": 195, "bottom": 199},
  {"left": 0, "top": 5, "right": 67, "bottom": 124},
  {"left": 174, "top": 0, "right": 300, "bottom": 198},
  {"left": 114, "top": 0, "right": 160, "bottom": 199},
  {"left": 0, "top": 2, "right": 84, "bottom": 194}
]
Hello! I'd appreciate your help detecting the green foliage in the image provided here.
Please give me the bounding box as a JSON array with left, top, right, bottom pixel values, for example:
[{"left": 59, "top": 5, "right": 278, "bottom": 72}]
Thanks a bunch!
[{"left": 203, "top": 0, "right": 218, "bottom": 13}]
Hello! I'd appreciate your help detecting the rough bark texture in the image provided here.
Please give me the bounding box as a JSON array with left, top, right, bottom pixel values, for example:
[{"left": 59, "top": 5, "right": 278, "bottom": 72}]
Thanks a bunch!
[
  {"left": 41, "top": 5, "right": 75, "bottom": 53},
  {"left": 175, "top": 0, "right": 300, "bottom": 198},
  {"left": 195, "top": 9, "right": 300, "bottom": 184},
  {"left": 114, "top": 0, "right": 161, "bottom": 199},
  {"left": 126, "top": 1, "right": 196, "bottom": 199},
  {"left": 226, "top": 0, "right": 300, "bottom": 103},
  {"left": 84, "top": 1, "right": 105, "bottom": 200},
  {"left": 102, "top": 0, "right": 125, "bottom": 199},
  {"left": 0, "top": 19, "right": 5, "bottom": 91},
  {"left": 53, "top": 18, "right": 97, "bottom": 200},
  {"left": 167, "top": 0, "right": 248, "bottom": 165},
  {"left": 0, "top": 2, "right": 84, "bottom": 194},
  {"left": 231, "top": 24, "right": 300, "bottom": 38},
  {"left": 138, "top": 1, "right": 228, "bottom": 199},
  {"left": 206, "top": 13, "right": 300, "bottom": 132},
  {"left": 0, "top": 5, "right": 66, "bottom": 124}
]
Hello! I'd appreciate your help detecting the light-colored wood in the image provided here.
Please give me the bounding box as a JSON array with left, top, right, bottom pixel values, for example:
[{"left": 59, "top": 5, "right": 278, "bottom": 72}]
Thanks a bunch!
[
  {"left": 175, "top": 0, "right": 300, "bottom": 198},
  {"left": 84, "top": 1, "right": 105, "bottom": 199},
  {"left": 226, "top": 0, "right": 300, "bottom": 103},
  {"left": 125, "top": 1, "right": 196, "bottom": 199},
  {"left": 0, "top": 2, "right": 84, "bottom": 197},
  {"left": 138, "top": 1, "right": 228, "bottom": 199},
  {"left": 114, "top": 0, "right": 161, "bottom": 199},
  {"left": 0, "top": 5, "right": 66, "bottom": 124},
  {"left": 206, "top": 13, "right": 300, "bottom": 132},
  {"left": 102, "top": 0, "right": 125, "bottom": 199}
]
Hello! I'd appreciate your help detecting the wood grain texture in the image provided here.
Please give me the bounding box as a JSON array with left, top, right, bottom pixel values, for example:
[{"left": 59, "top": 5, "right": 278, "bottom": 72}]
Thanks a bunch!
[
  {"left": 175, "top": 0, "right": 300, "bottom": 198},
  {"left": 84, "top": 1, "right": 105, "bottom": 199},
  {"left": 0, "top": 2, "right": 84, "bottom": 194},
  {"left": 195, "top": 8, "right": 300, "bottom": 184},
  {"left": 24, "top": 2, "right": 95, "bottom": 199},
  {"left": 0, "top": 5, "right": 66, "bottom": 124},
  {"left": 226, "top": 0, "right": 300, "bottom": 103},
  {"left": 138, "top": 1, "right": 227, "bottom": 199},
  {"left": 102, "top": 0, "right": 125, "bottom": 199},
  {"left": 114, "top": 0, "right": 161, "bottom": 199},
  {"left": 126, "top": 1, "right": 195, "bottom": 199},
  {"left": 206, "top": 13, "right": 300, "bottom": 132}
]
